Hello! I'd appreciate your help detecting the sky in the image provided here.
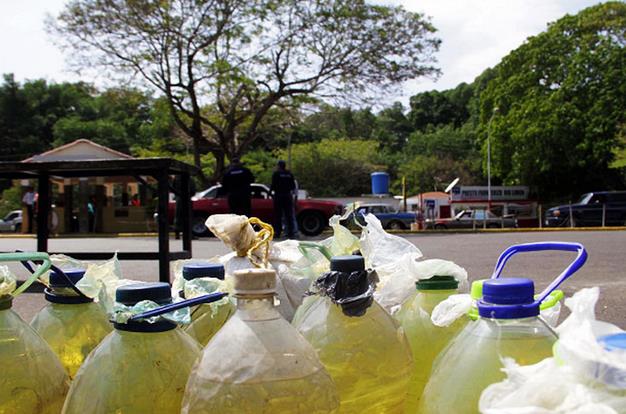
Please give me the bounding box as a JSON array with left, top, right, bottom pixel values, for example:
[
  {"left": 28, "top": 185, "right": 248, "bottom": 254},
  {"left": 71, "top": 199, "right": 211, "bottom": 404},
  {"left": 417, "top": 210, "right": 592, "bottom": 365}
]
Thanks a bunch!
[{"left": 0, "top": 0, "right": 605, "bottom": 104}]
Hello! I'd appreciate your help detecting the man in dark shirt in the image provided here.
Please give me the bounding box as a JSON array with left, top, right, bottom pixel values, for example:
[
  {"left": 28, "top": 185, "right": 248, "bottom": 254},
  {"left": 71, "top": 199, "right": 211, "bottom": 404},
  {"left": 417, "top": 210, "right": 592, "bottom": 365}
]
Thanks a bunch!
[
  {"left": 222, "top": 157, "right": 255, "bottom": 216},
  {"left": 270, "top": 160, "right": 296, "bottom": 239}
]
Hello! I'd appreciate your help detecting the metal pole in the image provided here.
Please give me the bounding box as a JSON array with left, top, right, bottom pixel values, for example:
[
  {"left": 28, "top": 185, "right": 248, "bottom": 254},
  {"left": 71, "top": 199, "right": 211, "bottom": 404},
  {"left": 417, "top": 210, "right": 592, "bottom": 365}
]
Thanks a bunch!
[
  {"left": 602, "top": 203, "right": 606, "bottom": 227},
  {"left": 37, "top": 173, "right": 50, "bottom": 252},
  {"left": 487, "top": 107, "right": 498, "bottom": 212},
  {"left": 538, "top": 204, "right": 542, "bottom": 228},
  {"left": 402, "top": 176, "right": 407, "bottom": 212},
  {"left": 569, "top": 204, "right": 574, "bottom": 228},
  {"left": 156, "top": 171, "right": 170, "bottom": 283}
]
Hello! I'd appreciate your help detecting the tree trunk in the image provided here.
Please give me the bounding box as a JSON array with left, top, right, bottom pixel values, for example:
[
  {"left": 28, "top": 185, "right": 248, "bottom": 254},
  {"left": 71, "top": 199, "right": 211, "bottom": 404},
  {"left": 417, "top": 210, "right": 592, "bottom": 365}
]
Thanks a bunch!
[
  {"left": 213, "top": 151, "right": 226, "bottom": 183},
  {"left": 191, "top": 130, "right": 210, "bottom": 187}
]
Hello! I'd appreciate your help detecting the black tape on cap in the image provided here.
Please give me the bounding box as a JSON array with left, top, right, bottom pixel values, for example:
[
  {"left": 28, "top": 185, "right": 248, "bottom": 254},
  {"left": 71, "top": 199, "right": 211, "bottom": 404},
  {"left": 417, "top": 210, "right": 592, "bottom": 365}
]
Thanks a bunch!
[{"left": 313, "top": 269, "right": 378, "bottom": 317}]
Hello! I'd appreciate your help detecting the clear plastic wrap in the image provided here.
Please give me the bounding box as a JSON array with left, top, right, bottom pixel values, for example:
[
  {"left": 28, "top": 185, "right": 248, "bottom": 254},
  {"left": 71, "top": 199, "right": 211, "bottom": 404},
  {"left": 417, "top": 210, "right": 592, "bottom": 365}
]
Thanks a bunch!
[
  {"left": 358, "top": 213, "right": 422, "bottom": 269},
  {"left": 182, "top": 269, "right": 339, "bottom": 413}
]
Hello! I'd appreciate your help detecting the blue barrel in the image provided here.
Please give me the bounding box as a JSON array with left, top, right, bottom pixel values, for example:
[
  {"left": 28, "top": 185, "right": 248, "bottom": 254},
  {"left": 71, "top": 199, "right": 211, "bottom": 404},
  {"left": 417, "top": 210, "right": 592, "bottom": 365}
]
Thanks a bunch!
[{"left": 371, "top": 172, "right": 389, "bottom": 195}]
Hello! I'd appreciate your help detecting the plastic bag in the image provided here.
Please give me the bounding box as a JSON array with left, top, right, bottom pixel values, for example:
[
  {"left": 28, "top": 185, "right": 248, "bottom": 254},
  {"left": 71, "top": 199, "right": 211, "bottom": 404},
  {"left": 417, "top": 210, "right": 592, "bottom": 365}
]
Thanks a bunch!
[
  {"left": 206, "top": 214, "right": 256, "bottom": 257},
  {"left": 111, "top": 299, "right": 191, "bottom": 325},
  {"left": 359, "top": 213, "right": 422, "bottom": 269},
  {"left": 479, "top": 288, "right": 626, "bottom": 414},
  {"left": 375, "top": 258, "right": 468, "bottom": 314},
  {"left": 312, "top": 269, "right": 378, "bottom": 317},
  {"left": 0, "top": 265, "right": 16, "bottom": 296},
  {"left": 321, "top": 205, "right": 360, "bottom": 256}
]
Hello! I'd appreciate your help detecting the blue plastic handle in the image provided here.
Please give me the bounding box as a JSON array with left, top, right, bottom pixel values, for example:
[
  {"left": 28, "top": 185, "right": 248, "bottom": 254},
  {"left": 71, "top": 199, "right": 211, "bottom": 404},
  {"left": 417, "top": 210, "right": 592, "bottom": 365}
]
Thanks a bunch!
[
  {"left": 129, "top": 292, "right": 228, "bottom": 321},
  {"left": 490, "top": 242, "right": 587, "bottom": 304},
  {"left": 18, "top": 252, "right": 88, "bottom": 299}
]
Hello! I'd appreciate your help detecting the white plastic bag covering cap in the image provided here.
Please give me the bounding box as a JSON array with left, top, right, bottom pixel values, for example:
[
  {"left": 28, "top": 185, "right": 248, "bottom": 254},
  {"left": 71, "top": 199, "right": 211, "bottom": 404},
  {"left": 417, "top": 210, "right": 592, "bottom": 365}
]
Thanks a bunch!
[
  {"left": 375, "top": 258, "right": 469, "bottom": 314},
  {"left": 205, "top": 214, "right": 256, "bottom": 257},
  {"left": 431, "top": 293, "right": 473, "bottom": 327},
  {"left": 359, "top": 213, "right": 422, "bottom": 268}
]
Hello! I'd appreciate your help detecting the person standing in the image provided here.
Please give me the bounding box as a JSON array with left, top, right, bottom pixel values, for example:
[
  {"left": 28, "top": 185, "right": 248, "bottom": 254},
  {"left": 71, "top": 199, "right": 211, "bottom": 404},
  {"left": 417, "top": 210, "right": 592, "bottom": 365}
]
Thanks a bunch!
[
  {"left": 173, "top": 175, "right": 196, "bottom": 239},
  {"left": 270, "top": 160, "right": 296, "bottom": 239},
  {"left": 222, "top": 157, "right": 254, "bottom": 216},
  {"left": 22, "top": 186, "right": 35, "bottom": 233}
]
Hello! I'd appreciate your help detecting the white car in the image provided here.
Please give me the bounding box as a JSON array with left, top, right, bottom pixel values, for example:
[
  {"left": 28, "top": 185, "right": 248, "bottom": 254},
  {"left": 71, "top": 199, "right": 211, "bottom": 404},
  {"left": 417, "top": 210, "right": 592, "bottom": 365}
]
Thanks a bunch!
[{"left": 0, "top": 210, "right": 22, "bottom": 232}]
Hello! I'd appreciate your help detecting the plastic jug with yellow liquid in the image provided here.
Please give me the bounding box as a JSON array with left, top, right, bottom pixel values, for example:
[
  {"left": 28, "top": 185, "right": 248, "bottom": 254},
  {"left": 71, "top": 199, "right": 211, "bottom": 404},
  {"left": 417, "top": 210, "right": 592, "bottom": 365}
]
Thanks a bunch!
[
  {"left": 0, "top": 252, "right": 69, "bottom": 414},
  {"left": 182, "top": 268, "right": 339, "bottom": 414},
  {"left": 63, "top": 282, "right": 225, "bottom": 414},
  {"left": 394, "top": 275, "right": 464, "bottom": 412},
  {"left": 29, "top": 267, "right": 111, "bottom": 379},
  {"left": 419, "top": 242, "right": 587, "bottom": 414},
  {"left": 179, "top": 263, "right": 235, "bottom": 346},
  {"left": 292, "top": 255, "right": 413, "bottom": 414}
]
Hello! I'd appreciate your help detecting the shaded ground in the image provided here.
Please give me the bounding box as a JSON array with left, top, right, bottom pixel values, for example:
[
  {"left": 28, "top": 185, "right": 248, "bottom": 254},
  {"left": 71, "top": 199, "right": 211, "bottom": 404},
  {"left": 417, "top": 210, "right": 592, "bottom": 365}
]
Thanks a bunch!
[{"left": 2, "top": 230, "right": 624, "bottom": 327}]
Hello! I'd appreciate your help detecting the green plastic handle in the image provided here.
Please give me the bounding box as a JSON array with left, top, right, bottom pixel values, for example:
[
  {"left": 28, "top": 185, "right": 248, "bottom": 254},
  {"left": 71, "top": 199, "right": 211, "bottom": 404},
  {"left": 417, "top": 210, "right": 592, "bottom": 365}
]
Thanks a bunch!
[
  {"left": 298, "top": 242, "right": 333, "bottom": 262},
  {"left": 0, "top": 252, "right": 51, "bottom": 297}
]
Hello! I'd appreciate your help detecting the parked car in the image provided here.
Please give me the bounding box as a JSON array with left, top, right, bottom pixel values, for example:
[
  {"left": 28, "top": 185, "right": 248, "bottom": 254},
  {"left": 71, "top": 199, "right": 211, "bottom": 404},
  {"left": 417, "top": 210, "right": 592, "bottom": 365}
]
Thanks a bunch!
[
  {"left": 342, "top": 203, "right": 416, "bottom": 230},
  {"left": 544, "top": 191, "right": 626, "bottom": 227},
  {"left": 428, "top": 209, "right": 517, "bottom": 230},
  {"left": 169, "top": 183, "right": 342, "bottom": 236},
  {"left": 0, "top": 210, "right": 22, "bottom": 232}
]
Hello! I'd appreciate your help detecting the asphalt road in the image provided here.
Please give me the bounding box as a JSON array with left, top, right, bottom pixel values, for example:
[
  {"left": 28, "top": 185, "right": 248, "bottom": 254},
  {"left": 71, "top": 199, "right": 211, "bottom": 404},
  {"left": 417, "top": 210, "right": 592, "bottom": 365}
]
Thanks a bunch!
[{"left": 2, "top": 230, "right": 625, "bottom": 327}]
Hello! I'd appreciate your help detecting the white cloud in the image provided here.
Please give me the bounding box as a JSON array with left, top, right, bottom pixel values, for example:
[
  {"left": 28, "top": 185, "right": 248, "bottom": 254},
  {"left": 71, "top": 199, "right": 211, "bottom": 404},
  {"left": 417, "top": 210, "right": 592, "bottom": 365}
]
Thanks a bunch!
[{"left": 0, "top": 0, "right": 605, "bottom": 104}]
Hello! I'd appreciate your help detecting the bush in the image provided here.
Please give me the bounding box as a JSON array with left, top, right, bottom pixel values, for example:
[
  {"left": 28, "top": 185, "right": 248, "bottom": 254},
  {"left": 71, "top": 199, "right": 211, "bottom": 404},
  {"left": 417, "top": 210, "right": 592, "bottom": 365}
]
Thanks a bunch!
[{"left": 0, "top": 184, "right": 22, "bottom": 218}]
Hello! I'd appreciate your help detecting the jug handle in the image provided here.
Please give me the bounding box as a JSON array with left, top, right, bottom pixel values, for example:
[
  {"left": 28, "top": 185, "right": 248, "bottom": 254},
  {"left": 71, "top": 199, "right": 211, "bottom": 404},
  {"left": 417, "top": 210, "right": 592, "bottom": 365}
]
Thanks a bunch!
[
  {"left": 490, "top": 242, "right": 587, "bottom": 303},
  {"left": 129, "top": 292, "right": 228, "bottom": 321},
  {"left": 0, "top": 252, "right": 51, "bottom": 297},
  {"left": 298, "top": 242, "right": 333, "bottom": 262},
  {"left": 17, "top": 251, "right": 89, "bottom": 299}
]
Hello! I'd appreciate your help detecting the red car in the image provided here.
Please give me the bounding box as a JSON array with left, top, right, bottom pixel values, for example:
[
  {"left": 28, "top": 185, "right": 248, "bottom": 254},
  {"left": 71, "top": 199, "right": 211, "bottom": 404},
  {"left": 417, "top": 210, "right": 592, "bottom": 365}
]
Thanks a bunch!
[{"left": 169, "top": 183, "right": 342, "bottom": 236}]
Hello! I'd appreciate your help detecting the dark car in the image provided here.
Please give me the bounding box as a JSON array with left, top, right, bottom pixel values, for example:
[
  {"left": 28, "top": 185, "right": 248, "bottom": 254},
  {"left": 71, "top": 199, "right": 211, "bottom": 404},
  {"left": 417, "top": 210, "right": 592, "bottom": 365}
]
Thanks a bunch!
[
  {"left": 545, "top": 191, "right": 626, "bottom": 227},
  {"left": 169, "top": 183, "right": 342, "bottom": 236}
]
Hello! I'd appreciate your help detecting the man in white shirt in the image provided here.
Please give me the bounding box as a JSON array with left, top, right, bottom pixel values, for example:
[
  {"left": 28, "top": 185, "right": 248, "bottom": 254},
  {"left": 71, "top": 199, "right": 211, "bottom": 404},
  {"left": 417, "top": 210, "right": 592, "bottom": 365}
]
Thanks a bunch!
[{"left": 22, "top": 186, "right": 35, "bottom": 233}]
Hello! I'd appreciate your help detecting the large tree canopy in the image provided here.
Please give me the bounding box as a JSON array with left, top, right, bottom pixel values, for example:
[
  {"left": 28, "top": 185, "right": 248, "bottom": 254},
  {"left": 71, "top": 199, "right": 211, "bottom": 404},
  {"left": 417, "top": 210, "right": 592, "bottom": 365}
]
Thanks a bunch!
[
  {"left": 49, "top": 0, "right": 440, "bottom": 182},
  {"left": 477, "top": 2, "right": 626, "bottom": 199}
]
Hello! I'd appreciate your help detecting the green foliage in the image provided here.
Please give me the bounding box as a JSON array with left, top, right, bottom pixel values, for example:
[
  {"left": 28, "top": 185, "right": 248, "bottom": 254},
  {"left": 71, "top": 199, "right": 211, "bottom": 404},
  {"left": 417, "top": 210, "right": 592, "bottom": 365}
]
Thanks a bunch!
[
  {"left": 241, "top": 150, "right": 277, "bottom": 186},
  {"left": 281, "top": 139, "right": 381, "bottom": 196},
  {"left": 476, "top": 2, "right": 626, "bottom": 199},
  {"left": 397, "top": 155, "right": 480, "bottom": 196},
  {"left": 0, "top": 184, "right": 21, "bottom": 218},
  {"left": 408, "top": 82, "right": 473, "bottom": 131}
]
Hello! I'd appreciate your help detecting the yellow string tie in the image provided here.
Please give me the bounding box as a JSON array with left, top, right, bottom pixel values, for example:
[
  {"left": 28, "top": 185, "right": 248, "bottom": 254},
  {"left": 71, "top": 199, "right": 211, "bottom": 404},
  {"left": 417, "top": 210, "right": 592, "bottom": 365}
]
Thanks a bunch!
[{"left": 246, "top": 217, "right": 275, "bottom": 268}]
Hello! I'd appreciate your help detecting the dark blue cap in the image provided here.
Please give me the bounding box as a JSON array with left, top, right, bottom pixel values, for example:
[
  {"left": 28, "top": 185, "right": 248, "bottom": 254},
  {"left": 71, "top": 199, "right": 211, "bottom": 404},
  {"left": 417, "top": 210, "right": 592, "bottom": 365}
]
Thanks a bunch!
[
  {"left": 477, "top": 278, "right": 540, "bottom": 319},
  {"left": 49, "top": 268, "right": 86, "bottom": 288},
  {"left": 599, "top": 333, "right": 626, "bottom": 351},
  {"left": 330, "top": 255, "right": 365, "bottom": 273},
  {"left": 115, "top": 282, "right": 172, "bottom": 307},
  {"left": 182, "top": 263, "right": 225, "bottom": 281}
]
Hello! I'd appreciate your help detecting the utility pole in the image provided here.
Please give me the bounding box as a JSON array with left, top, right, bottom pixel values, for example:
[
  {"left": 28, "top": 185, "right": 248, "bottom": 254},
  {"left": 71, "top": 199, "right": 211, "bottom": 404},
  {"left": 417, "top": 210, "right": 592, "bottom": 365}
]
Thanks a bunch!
[{"left": 487, "top": 106, "right": 499, "bottom": 211}]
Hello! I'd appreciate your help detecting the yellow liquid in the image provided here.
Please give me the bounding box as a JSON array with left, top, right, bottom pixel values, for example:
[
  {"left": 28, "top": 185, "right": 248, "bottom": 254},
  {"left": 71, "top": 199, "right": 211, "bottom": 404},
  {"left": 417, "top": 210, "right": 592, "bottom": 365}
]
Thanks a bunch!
[
  {"left": 31, "top": 301, "right": 112, "bottom": 379},
  {"left": 293, "top": 297, "right": 413, "bottom": 414},
  {"left": 395, "top": 290, "right": 464, "bottom": 413},
  {"left": 418, "top": 317, "right": 556, "bottom": 414},
  {"left": 184, "top": 301, "right": 235, "bottom": 346},
  {"left": 183, "top": 297, "right": 339, "bottom": 414},
  {"left": 63, "top": 327, "right": 201, "bottom": 414},
  {"left": 184, "top": 371, "right": 338, "bottom": 413},
  {"left": 0, "top": 308, "right": 69, "bottom": 414}
]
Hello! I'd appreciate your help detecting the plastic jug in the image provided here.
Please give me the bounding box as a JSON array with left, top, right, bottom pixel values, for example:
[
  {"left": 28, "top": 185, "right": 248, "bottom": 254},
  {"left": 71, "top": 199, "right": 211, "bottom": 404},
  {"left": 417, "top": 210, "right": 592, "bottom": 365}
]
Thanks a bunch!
[
  {"left": 0, "top": 252, "right": 69, "bottom": 414},
  {"left": 394, "top": 275, "right": 463, "bottom": 412},
  {"left": 29, "top": 267, "right": 111, "bottom": 379},
  {"left": 62, "top": 282, "right": 224, "bottom": 414},
  {"left": 292, "top": 255, "right": 413, "bottom": 414},
  {"left": 419, "top": 242, "right": 587, "bottom": 414},
  {"left": 182, "top": 268, "right": 339, "bottom": 413},
  {"left": 179, "top": 263, "right": 235, "bottom": 346}
]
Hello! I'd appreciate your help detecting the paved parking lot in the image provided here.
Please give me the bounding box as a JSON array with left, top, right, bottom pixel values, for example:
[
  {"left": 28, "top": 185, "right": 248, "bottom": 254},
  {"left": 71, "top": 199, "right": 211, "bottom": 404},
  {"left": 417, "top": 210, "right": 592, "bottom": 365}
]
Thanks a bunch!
[{"left": 2, "top": 230, "right": 625, "bottom": 327}]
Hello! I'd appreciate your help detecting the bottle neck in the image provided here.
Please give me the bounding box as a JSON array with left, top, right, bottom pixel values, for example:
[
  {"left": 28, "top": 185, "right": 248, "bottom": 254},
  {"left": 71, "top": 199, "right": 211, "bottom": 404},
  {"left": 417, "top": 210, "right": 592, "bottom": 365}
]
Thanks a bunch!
[{"left": 235, "top": 296, "right": 280, "bottom": 321}]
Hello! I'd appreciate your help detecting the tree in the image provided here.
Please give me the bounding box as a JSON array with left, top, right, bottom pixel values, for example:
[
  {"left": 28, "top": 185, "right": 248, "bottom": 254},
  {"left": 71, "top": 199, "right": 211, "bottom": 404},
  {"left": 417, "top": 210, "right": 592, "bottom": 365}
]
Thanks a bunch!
[
  {"left": 373, "top": 102, "right": 412, "bottom": 151},
  {"left": 477, "top": 2, "right": 626, "bottom": 199},
  {"left": 50, "top": 0, "right": 440, "bottom": 183}
]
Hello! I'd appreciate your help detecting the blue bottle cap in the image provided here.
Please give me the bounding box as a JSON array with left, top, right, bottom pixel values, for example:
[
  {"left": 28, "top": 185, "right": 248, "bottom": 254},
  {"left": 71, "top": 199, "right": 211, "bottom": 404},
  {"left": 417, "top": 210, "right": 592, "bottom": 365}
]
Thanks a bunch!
[
  {"left": 115, "top": 282, "right": 172, "bottom": 307},
  {"left": 477, "top": 278, "right": 540, "bottom": 319},
  {"left": 599, "top": 333, "right": 626, "bottom": 351},
  {"left": 182, "top": 263, "right": 225, "bottom": 281},
  {"left": 330, "top": 255, "right": 365, "bottom": 273},
  {"left": 49, "top": 268, "right": 86, "bottom": 288}
]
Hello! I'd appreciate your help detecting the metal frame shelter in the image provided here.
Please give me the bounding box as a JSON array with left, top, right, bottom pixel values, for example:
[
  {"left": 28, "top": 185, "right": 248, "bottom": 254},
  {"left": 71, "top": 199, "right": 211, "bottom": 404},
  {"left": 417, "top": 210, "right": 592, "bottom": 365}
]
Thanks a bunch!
[{"left": 0, "top": 158, "right": 197, "bottom": 283}]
